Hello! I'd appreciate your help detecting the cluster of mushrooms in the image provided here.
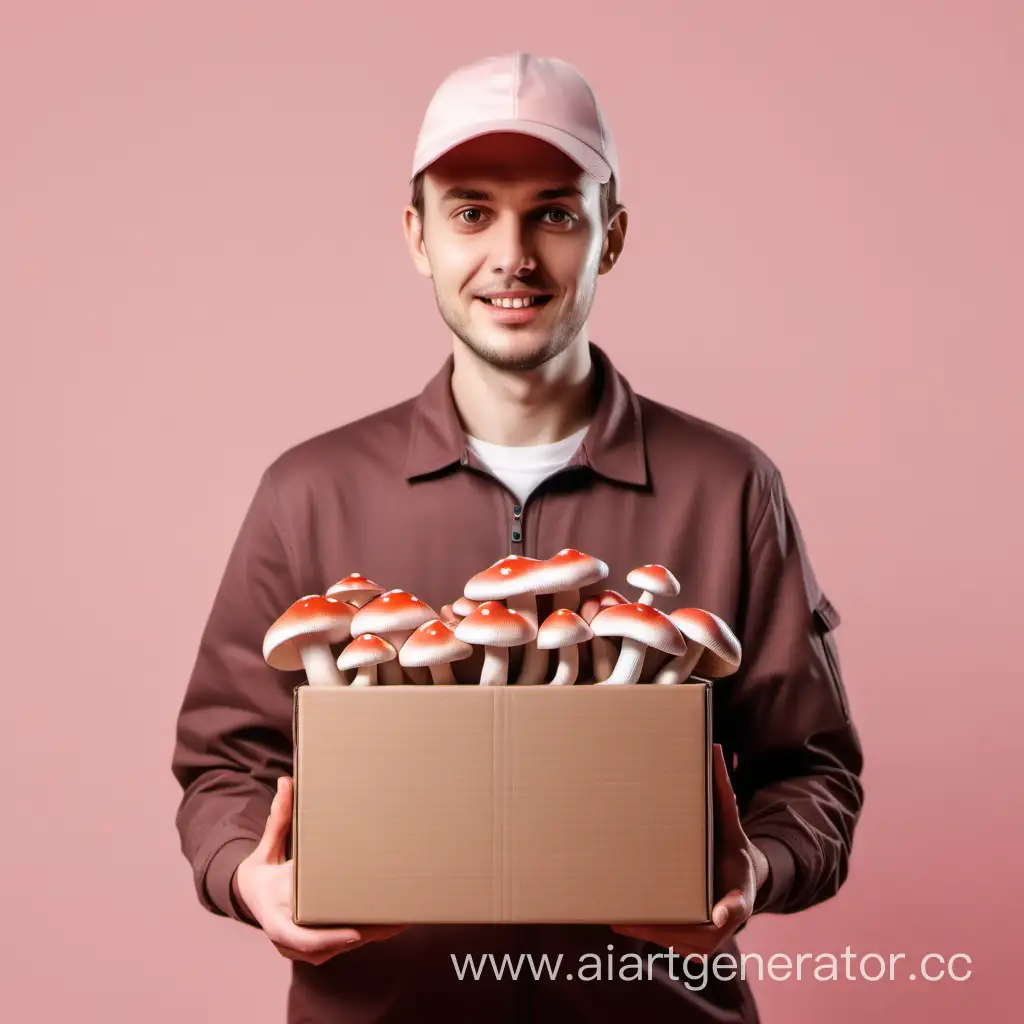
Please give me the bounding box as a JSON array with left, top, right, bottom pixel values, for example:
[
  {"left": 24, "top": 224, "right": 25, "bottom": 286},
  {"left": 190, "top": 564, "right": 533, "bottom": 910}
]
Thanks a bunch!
[{"left": 262, "top": 549, "right": 742, "bottom": 689}]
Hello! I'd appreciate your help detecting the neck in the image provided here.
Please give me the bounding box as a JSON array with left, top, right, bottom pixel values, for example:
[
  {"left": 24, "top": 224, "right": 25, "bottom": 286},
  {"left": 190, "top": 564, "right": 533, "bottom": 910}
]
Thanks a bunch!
[{"left": 450, "top": 333, "right": 596, "bottom": 446}]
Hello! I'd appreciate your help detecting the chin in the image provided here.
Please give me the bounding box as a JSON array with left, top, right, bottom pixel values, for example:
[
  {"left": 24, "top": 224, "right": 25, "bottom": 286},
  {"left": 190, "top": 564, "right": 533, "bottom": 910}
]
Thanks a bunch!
[{"left": 467, "top": 332, "right": 564, "bottom": 371}]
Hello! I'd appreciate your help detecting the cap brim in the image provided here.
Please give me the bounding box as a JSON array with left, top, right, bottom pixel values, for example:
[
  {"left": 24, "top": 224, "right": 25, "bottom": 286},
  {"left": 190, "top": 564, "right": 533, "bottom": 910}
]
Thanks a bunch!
[{"left": 411, "top": 119, "right": 611, "bottom": 184}]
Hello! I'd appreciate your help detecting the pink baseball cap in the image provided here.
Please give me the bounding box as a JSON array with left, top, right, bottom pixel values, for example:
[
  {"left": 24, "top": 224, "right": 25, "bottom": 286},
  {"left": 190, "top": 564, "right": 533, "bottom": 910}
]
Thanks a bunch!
[{"left": 410, "top": 53, "right": 619, "bottom": 187}]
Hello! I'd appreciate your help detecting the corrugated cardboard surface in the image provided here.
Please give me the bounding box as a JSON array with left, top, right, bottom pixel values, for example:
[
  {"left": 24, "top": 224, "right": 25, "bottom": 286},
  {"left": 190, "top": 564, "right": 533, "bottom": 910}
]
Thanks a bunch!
[{"left": 293, "top": 683, "right": 712, "bottom": 926}]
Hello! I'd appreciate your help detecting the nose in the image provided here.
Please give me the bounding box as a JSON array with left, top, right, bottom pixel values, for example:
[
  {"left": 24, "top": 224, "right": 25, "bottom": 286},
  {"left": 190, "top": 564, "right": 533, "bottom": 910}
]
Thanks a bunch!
[{"left": 491, "top": 213, "right": 537, "bottom": 277}]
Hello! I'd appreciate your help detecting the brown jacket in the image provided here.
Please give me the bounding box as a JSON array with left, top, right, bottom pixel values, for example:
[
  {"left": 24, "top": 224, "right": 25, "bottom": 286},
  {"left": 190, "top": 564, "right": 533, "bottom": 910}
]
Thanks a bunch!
[{"left": 171, "top": 342, "right": 863, "bottom": 1022}]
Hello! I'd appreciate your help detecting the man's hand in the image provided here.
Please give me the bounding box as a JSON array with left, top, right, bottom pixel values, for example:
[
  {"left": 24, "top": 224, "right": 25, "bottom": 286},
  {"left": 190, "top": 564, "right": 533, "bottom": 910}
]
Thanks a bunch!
[
  {"left": 234, "top": 777, "right": 408, "bottom": 965},
  {"left": 611, "top": 743, "right": 770, "bottom": 956}
]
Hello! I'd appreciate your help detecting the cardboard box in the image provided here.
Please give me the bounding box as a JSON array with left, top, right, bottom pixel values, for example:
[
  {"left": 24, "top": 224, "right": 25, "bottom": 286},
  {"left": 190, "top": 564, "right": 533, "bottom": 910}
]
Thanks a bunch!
[{"left": 292, "top": 682, "right": 713, "bottom": 926}]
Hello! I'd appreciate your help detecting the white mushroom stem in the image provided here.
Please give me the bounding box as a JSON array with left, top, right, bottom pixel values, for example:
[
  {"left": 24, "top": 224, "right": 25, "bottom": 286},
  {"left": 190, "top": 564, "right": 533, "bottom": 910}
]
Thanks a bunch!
[
  {"left": 600, "top": 638, "right": 649, "bottom": 685},
  {"left": 297, "top": 637, "right": 345, "bottom": 687},
  {"left": 638, "top": 591, "right": 656, "bottom": 606},
  {"left": 350, "top": 664, "right": 379, "bottom": 686},
  {"left": 381, "top": 629, "right": 427, "bottom": 684},
  {"left": 480, "top": 645, "right": 509, "bottom": 686},
  {"left": 428, "top": 661, "right": 457, "bottom": 685},
  {"left": 654, "top": 642, "right": 705, "bottom": 685},
  {"left": 549, "top": 645, "right": 579, "bottom": 686},
  {"left": 508, "top": 594, "right": 547, "bottom": 686},
  {"left": 551, "top": 588, "right": 580, "bottom": 612},
  {"left": 589, "top": 636, "right": 618, "bottom": 682}
]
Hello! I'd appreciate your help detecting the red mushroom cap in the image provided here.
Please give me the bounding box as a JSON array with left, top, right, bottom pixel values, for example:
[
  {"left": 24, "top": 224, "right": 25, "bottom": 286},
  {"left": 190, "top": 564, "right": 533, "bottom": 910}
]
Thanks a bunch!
[
  {"left": 537, "top": 608, "right": 594, "bottom": 649},
  {"left": 667, "top": 607, "right": 742, "bottom": 677},
  {"left": 579, "top": 589, "right": 628, "bottom": 624},
  {"left": 337, "top": 632, "right": 397, "bottom": 670},
  {"left": 325, "top": 573, "right": 385, "bottom": 606},
  {"left": 452, "top": 596, "right": 481, "bottom": 617},
  {"left": 399, "top": 618, "right": 474, "bottom": 668},
  {"left": 626, "top": 563, "right": 681, "bottom": 598},
  {"left": 464, "top": 555, "right": 548, "bottom": 600},
  {"left": 454, "top": 601, "right": 538, "bottom": 647},
  {"left": 350, "top": 589, "right": 437, "bottom": 635},
  {"left": 538, "top": 548, "right": 609, "bottom": 591},
  {"left": 263, "top": 595, "right": 355, "bottom": 670},
  {"left": 590, "top": 602, "right": 688, "bottom": 656}
]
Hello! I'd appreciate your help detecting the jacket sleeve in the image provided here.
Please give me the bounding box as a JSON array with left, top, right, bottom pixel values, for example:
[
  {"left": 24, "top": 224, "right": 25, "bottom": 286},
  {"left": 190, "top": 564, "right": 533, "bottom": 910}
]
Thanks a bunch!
[
  {"left": 721, "top": 467, "right": 864, "bottom": 916},
  {"left": 171, "top": 464, "right": 304, "bottom": 928}
]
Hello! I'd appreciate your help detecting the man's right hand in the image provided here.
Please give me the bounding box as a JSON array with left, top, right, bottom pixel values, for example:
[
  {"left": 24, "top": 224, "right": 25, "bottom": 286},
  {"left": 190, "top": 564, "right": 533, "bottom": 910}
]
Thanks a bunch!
[{"left": 234, "top": 777, "right": 408, "bottom": 966}]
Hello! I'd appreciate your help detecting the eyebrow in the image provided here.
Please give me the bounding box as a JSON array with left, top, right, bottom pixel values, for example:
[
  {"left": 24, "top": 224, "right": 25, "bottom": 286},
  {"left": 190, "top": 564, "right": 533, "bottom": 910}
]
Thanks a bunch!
[{"left": 440, "top": 186, "right": 584, "bottom": 202}]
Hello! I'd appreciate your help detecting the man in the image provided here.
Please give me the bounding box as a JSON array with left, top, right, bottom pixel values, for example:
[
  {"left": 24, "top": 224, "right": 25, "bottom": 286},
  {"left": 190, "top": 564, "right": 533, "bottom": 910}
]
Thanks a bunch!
[{"left": 172, "top": 53, "right": 864, "bottom": 1022}]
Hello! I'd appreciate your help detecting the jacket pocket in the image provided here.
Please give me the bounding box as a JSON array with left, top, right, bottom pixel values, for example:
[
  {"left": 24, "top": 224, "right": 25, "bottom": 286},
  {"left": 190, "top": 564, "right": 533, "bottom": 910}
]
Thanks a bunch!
[{"left": 814, "top": 594, "right": 850, "bottom": 723}]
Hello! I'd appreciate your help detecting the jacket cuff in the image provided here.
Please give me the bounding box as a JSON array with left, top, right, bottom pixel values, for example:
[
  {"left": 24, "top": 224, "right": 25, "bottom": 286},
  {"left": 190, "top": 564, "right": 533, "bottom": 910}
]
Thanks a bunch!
[
  {"left": 749, "top": 835, "right": 798, "bottom": 914},
  {"left": 205, "top": 837, "right": 262, "bottom": 926}
]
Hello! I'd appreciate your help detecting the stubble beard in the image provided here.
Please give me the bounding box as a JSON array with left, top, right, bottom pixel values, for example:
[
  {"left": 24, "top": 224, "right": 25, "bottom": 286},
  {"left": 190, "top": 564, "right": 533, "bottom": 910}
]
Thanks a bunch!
[{"left": 434, "top": 287, "right": 597, "bottom": 373}]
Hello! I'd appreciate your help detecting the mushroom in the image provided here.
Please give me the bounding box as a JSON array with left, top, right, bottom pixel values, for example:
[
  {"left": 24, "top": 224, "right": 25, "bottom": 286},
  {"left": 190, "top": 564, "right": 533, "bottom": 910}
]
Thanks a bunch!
[
  {"left": 538, "top": 548, "right": 609, "bottom": 613},
  {"left": 578, "top": 589, "right": 628, "bottom": 682},
  {"left": 464, "top": 555, "right": 550, "bottom": 685},
  {"left": 590, "top": 602, "right": 688, "bottom": 685},
  {"left": 350, "top": 589, "right": 438, "bottom": 684},
  {"left": 537, "top": 608, "right": 593, "bottom": 685},
  {"left": 325, "top": 572, "right": 385, "bottom": 609},
  {"left": 654, "top": 608, "right": 743, "bottom": 684},
  {"left": 263, "top": 594, "right": 355, "bottom": 687},
  {"left": 399, "top": 618, "right": 474, "bottom": 684},
  {"left": 626, "top": 563, "right": 680, "bottom": 606},
  {"left": 337, "top": 633, "right": 396, "bottom": 686},
  {"left": 454, "top": 601, "right": 537, "bottom": 686},
  {"left": 452, "top": 596, "right": 481, "bottom": 617},
  {"left": 439, "top": 596, "right": 480, "bottom": 629}
]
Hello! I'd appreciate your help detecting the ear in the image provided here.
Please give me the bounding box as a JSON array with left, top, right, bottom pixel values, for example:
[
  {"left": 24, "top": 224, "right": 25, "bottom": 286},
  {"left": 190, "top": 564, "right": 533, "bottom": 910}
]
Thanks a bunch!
[
  {"left": 598, "top": 205, "right": 628, "bottom": 275},
  {"left": 403, "top": 205, "right": 433, "bottom": 279}
]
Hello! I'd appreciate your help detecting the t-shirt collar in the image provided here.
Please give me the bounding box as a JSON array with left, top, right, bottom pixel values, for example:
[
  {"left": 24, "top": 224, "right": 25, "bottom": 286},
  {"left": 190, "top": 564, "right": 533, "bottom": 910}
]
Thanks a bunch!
[{"left": 404, "top": 341, "right": 648, "bottom": 487}]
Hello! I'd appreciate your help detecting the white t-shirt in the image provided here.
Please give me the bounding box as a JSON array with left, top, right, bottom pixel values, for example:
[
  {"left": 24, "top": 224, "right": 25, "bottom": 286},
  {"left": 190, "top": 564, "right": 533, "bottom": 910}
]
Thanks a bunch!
[{"left": 465, "top": 424, "right": 590, "bottom": 505}]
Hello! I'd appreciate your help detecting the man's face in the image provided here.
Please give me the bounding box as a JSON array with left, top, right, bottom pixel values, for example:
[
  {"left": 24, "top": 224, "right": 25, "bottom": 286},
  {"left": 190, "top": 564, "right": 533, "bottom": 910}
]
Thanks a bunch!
[{"left": 404, "top": 132, "right": 625, "bottom": 372}]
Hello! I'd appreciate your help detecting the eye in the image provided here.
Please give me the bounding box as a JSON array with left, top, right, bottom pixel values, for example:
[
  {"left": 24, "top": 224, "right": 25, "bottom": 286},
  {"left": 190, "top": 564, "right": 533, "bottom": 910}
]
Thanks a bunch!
[
  {"left": 540, "top": 207, "right": 577, "bottom": 226},
  {"left": 457, "top": 208, "right": 487, "bottom": 225}
]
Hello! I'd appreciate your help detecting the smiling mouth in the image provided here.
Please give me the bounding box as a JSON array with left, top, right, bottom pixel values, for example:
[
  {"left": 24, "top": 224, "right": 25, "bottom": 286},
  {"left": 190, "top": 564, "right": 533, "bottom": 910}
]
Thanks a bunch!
[{"left": 476, "top": 295, "right": 553, "bottom": 309}]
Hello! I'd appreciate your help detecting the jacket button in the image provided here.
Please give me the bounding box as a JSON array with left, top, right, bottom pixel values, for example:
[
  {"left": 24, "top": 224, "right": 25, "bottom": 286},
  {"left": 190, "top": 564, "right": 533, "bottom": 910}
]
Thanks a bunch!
[
  {"left": 511, "top": 529, "right": 522, "bottom": 542},
  {"left": 512, "top": 504, "right": 522, "bottom": 517}
]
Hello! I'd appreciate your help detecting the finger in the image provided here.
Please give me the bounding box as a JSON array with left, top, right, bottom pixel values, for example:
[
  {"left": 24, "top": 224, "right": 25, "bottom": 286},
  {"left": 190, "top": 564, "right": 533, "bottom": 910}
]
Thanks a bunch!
[
  {"left": 711, "top": 889, "right": 748, "bottom": 931},
  {"left": 270, "top": 922, "right": 364, "bottom": 955},
  {"left": 273, "top": 941, "right": 359, "bottom": 966},
  {"left": 271, "top": 926, "right": 407, "bottom": 966},
  {"left": 356, "top": 924, "right": 408, "bottom": 942},
  {"left": 256, "top": 777, "right": 293, "bottom": 863}
]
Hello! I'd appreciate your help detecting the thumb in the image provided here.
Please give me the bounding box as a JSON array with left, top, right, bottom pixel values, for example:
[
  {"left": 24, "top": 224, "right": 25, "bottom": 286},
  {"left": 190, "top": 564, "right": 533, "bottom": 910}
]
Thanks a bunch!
[{"left": 256, "top": 776, "right": 293, "bottom": 864}]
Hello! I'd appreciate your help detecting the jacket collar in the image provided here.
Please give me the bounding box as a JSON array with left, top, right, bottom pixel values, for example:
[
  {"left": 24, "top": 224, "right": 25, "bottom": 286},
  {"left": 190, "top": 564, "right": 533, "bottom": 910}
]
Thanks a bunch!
[{"left": 404, "top": 341, "right": 648, "bottom": 487}]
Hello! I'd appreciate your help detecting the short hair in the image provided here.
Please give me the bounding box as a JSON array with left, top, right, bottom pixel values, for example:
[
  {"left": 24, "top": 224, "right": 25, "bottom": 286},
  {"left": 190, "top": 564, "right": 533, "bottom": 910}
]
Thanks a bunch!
[{"left": 410, "top": 170, "right": 623, "bottom": 228}]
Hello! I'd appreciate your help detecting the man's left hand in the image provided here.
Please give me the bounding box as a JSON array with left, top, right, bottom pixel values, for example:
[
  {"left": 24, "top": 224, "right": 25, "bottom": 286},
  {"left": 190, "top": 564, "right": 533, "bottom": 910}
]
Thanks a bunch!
[{"left": 611, "top": 743, "right": 770, "bottom": 956}]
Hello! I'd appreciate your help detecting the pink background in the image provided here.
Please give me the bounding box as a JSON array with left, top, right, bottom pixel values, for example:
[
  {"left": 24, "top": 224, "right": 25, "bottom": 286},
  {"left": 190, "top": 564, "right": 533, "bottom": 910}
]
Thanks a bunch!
[{"left": 3, "top": 1, "right": 1020, "bottom": 1020}]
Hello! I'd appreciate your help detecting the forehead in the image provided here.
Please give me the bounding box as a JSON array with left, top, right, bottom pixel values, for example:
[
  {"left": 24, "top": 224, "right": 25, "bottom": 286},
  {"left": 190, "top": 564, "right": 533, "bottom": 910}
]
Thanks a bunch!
[{"left": 423, "top": 131, "right": 593, "bottom": 197}]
